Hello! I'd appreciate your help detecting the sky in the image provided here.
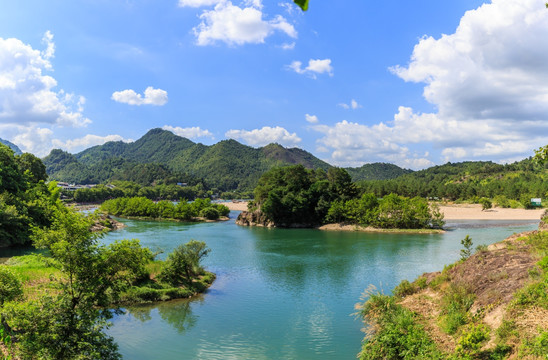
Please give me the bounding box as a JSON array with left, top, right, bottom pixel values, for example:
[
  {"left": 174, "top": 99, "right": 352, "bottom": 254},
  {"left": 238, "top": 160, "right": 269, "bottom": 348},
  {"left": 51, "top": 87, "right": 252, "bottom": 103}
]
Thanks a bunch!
[{"left": 1, "top": 0, "right": 548, "bottom": 169}]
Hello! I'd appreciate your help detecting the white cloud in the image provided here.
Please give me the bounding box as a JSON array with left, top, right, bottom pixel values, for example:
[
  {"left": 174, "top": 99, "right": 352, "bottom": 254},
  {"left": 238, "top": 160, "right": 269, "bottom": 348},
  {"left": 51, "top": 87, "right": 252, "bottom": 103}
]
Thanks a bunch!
[
  {"left": 193, "top": 1, "right": 297, "bottom": 46},
  {"left": 0, "top": 32, "right": 90, "bottom": 128},
  {"left": 305, "top": 114, "right": 318, "bottom": 124},
  {"left": 338, "top": 99, "right": 362, "bottom": 110},
  {"left": 280, "top": 42, "right": 295, "bottom": 50},
  {"left": 11, "top": 126, "right": 54, "bottom": 157},
  {"left": 162, "top": 125, "right": 214, "bottom": 139},
  {"left": 52, "top": 134, "right": 133, "bottom": 153},
  {"left": 387, "top": 0, "right": 548, "bottom": 161},
  {"left": 111, "top": 86, "right": 168, "bottom": 106},
  {"left": 314, "top": 0, "right": 548, "bottom": 168},
  {"left": 225, "top": 126, "right": 301, "bottom": 147},
  {"left": 179, "top": 0, "right": 222, "bottom": 7},
  {"left": 288, "top": 59, "right": 333, "bottom": 78}
]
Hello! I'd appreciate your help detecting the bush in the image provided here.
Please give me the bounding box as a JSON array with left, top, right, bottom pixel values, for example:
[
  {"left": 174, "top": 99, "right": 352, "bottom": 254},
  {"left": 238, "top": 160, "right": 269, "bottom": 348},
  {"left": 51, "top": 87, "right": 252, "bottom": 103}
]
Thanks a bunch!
[
  {"left": 199, "top": 207, "right": 220, "bottom": 220},
  {"left": 439, "top": 283, "right": 475, "bottom": 334},
  {"left": 359, "top": 293, "right": 443, "bottom": 359},
  {"left": 479, "top": 197, "right": 492, "bottom": 211},
  {"left": 0, "top": 266, "right": 23, "bottom": 305},
  {"left": 158, "top": 240, "right": 211, "bottom": 286},
  {"left": 393, "top": 279, "right": 417, "bottom": 298}
]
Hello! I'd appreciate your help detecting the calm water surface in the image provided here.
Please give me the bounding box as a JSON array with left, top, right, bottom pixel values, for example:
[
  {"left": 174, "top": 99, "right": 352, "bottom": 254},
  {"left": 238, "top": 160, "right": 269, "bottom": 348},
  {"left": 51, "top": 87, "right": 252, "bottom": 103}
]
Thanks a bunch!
[{"left": 102, "top": 212, "right": 538, "bottom": 359}]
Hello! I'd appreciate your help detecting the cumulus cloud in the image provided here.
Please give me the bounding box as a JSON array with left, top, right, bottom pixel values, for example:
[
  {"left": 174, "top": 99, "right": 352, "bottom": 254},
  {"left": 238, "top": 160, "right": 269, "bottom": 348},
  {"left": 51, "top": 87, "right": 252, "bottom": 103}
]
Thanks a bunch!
[
  {"left": 315, "top": 0, "right": 548, "bottom": 168},
  {"left": 111, "top": 87, "right": 168, "bottom": 106},
  {"left": 387, "top": 0, "right": 548, "bottom": 161},
  {"left": 338, "top": 99, "right": 362, "bottom": 110},
  {"left": 52, "top": 134, "right": 133, "bottom": 153},
  {"left": 193, "top": 1, "right": 297, "bottom": 46},
  {"left": 162, "top": 125, "right": 214, "bottom": 139},
  {"left": 225, "top": 126, "right": 301, "bottom": 147},
  {"left": 305, "top": 114, "right": 318, "bottom": 123},
  {"left": 288, "top": 59, "right": 333, "bottom": 78},
  {"left": 0, "top": 32, "right": 91, "bottom": 128}
]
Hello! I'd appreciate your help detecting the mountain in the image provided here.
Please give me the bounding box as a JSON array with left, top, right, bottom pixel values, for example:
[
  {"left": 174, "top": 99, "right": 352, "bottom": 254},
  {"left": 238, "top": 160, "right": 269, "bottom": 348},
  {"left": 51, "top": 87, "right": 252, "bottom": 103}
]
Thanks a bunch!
[
  {"left": 0, "top": 138, "right": 23, "bottom": 155},
  {"left": 346, "top": 162, "right": 413, "bottom": 181},
  {"left": 42, "top": 128, "right": 413, "bottom": 190}
]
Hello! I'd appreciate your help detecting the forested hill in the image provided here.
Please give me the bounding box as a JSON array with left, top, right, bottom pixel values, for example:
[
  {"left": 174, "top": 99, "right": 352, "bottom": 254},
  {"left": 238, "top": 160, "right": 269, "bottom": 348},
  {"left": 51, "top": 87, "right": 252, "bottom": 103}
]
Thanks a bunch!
[
  {"left": 0, "top": 138, "right": 23, "bottom": 155},
  {"left": 358, "top": 158, "right": 548, "bottom": 203},
  {"left": 346, "top": 162, "right": 413, "bottom": 181},
  {"left": 42, "top": 129, "right": 329, "bottom": 190}
]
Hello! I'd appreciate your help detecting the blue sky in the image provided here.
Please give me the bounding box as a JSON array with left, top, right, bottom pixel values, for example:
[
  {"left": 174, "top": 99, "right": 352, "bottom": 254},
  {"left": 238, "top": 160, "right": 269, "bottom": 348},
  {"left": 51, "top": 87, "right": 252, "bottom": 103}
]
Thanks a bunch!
[{"left": 1, "top": 0, "right": 548, "bottom": 169}]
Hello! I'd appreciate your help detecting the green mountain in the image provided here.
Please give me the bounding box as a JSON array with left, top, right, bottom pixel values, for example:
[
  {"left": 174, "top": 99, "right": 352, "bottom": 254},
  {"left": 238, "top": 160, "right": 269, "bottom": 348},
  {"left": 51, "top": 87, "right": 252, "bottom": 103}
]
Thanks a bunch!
[
  {"left": 0, "top": 138, "right": 23, "bottom": 155},
  {"left": 346, "top": 162, "right": 413, "bottom": 181},
  {"left": 43, "top": 129, "right": 333, "bottom": 190},
  {"left": 42, "top": 128, "right": 413, "bottom": 191}
]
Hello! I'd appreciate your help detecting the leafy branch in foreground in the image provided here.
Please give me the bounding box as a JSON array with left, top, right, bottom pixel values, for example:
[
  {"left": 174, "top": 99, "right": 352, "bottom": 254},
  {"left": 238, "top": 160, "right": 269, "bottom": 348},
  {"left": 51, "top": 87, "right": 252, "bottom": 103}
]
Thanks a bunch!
[{"left": 293, "top": 0, "right": 308, "bottom": 11}]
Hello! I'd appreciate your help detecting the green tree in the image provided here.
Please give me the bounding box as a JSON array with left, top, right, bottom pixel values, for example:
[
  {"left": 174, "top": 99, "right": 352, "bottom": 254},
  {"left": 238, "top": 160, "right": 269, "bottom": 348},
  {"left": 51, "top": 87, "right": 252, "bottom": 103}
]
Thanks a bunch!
[
  {"left": 158, "top": 240, "right": 211, "bottom": 286},
  {"left": 460, "top": 235, "right": 473, "bottom": 261},
  {"left": 2, "top": 208, "right": 153, "bottom": 359}
]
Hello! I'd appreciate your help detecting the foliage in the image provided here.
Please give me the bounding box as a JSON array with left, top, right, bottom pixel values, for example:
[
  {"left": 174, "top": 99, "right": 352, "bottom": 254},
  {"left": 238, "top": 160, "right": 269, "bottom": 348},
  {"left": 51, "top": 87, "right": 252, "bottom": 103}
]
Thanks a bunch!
[
  {"left": 0, "top": 266, "right": 23, "bottom": 305},
  {"left": 0, "top": 207, "right": 160, "bottom": 359},
  {"left": 519, "top": 330, "right": 548, "bottom": 358},
  {"left": 479, "top": 197, "right": 492, "bottom": 211},
  {"left": 454, "top": 323, "right": 490, "bottom": 358},
  {"left": 0, "top": 144, "right": 64, "bottom": 247},
  {"left": 439, "top": 283, "right": 475, "bottom": 334},
  {"left": 157, "top": 240, "right": 211, "bottom": 286},
  {"left": 346, "top": 162, "right": 412, "bottom": 182},
  {"left": 460, "top": 235, "right": 473, "bottom": 261},
  {"left": 357, "top": 158, "right": 548, "bottom": 204},
  {"left": 293, "top": 0, "right": 308, "bottom": 11},
  {"left": 359, "top": 293, "right": 443, "bottom": 359},
  {"left": 100, "top": 196, "right": 228, "bottom": 221}
]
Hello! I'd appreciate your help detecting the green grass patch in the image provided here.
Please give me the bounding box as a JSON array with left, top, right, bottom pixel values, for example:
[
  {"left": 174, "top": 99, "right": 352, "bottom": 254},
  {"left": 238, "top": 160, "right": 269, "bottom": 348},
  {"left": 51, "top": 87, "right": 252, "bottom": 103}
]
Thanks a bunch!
[{"left": 359, "top": 293, "right": 444, "bottom": 360}]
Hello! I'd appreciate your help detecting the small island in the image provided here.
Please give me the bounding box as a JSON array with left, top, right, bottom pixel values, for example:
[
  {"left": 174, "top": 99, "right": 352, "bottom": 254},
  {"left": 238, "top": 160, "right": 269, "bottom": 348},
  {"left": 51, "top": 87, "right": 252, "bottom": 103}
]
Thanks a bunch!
[
  {"left": 100, "top": 196, "right": 230, "bottom": 222},
  {"left": 236, "top": 165, "right": 444, "bottom": 233}
]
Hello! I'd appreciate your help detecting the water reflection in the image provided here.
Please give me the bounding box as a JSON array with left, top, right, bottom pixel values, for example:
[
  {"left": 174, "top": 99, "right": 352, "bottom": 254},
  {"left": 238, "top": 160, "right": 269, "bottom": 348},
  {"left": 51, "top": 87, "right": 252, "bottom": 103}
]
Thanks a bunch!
[{"left": 126, "top": 296, "right": 203, "bottom": 334}]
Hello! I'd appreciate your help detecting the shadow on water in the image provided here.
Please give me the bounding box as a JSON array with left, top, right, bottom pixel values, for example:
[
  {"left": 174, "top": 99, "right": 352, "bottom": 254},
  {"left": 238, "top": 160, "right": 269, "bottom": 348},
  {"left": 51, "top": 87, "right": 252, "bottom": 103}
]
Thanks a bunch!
[{"left": 126, "top": 295, "right": 204, "bottom": 335}]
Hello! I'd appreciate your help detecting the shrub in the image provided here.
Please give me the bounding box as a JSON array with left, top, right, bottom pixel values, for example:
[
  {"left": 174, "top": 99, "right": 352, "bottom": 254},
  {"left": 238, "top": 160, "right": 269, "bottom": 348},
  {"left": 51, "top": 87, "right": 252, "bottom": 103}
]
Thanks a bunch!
[
  {"left": 439, "top": 283, "right": 475, "bottom": 334},
  {"left": 0, "top": 266, "right": 23, "bottom": 305},
  {"left": 158, "top": 240, "right": 211, "bottom": 286},
  {"left": 359, "top": 293, "right": 443, "bottom": 359},
  {"left": 460, "top": 235, "right": 473, "bottom": 261},
  {"left": 199, "top": 207, "right": 220, "bottom": 220},
  {"left": 479, "top": 198, "right": 492, "bottom": 211},
  {"left": 393, "top": 279, "right": 416, "bottom": 298}
]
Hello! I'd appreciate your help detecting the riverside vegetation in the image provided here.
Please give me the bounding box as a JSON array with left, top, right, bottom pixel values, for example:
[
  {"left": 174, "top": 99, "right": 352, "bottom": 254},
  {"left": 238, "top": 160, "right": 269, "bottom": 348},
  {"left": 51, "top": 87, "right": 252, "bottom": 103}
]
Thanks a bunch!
[
  {"left": 0, "top": 144, "right": 214, "bottom": 359},
  {"left": 100, "top": 197, "right": 230, "bottom": 221},
  {"left": 357, "top": 227, "right": 548, "bottom": 359}
]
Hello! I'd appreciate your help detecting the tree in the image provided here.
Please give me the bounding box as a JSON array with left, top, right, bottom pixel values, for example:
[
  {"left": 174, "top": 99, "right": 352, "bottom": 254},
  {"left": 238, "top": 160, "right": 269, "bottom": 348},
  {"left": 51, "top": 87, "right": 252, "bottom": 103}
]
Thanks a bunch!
[
  {"left": 158, "top": 240, "right": 211, "bottom": 286},
  {"left": 2, "top": 208, "right": 153, "bottom": 359},
  {"left": 460, "top": 235, "right": 473, "bottom": 260}
]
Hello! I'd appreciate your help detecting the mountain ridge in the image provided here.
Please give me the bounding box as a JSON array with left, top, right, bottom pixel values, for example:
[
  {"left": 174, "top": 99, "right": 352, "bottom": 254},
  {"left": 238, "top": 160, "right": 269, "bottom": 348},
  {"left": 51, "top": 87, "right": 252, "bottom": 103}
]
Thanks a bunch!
[{"left": 42, "top": 128, "right": 410, "bottom": 190}]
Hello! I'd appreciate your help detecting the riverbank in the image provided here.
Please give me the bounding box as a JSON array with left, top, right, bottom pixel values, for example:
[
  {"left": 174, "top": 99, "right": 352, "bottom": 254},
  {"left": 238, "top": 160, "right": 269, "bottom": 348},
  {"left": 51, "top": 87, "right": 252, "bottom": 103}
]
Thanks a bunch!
[
  {"left": 226, "top": 201, "right": 545, "bottom": 221},
  {"left": 439, "top": 204, "right": 544, "bottom": 220},
  {"left": 358, "top": 227, "right": 548, "bottom": 358}
]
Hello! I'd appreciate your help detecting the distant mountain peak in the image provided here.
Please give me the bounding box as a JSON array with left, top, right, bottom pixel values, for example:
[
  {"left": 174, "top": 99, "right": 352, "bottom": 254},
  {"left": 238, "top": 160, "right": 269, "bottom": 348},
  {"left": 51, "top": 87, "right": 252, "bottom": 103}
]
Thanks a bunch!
[{"left": 0, "top": 138, "right": 23, "bottom": 155}]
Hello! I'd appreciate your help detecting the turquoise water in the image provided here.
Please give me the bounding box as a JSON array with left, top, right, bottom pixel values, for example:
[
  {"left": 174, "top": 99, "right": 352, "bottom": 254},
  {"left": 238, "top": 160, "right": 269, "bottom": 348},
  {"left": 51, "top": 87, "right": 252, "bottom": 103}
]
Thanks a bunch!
[{"left": 103, "top": 212, "right": 538, "bottom": 359}]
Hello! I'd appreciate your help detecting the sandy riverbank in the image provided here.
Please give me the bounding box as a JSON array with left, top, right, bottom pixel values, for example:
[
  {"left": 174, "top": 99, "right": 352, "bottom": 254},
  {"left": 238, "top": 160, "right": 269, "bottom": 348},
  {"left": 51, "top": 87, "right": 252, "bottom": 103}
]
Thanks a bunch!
[
  {"left": 223, "top": 201, "right": 545, "bottom": 221},
  {"left": 439, "top": 204, "right": 544, "bottom": 220},
  {"left": 221, "top": 201, "right": 249, "bottom": 211}
]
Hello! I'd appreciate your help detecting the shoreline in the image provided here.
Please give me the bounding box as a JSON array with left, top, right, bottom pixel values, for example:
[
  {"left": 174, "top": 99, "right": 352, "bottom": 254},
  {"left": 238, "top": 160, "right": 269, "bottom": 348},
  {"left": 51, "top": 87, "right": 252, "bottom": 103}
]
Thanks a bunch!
[
  {"left": 318, "top": 223, "right": 445, "bottom": 234},
  {"left": 224, "top": 201, "right": 545, "bottom": 221}
]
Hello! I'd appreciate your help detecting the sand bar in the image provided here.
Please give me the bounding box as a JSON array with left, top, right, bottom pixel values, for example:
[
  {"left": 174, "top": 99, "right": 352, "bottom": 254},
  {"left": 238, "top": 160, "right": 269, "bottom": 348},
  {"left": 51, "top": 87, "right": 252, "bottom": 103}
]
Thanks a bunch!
[
  {"left": 219, "top": 201, "right": 249, "bottom": 211},
  {"left": 222, "top": 201, "right": 545, "bottom": 221},
  {"left": 439, "top": 204, "right": 544, "bottom": 221}
]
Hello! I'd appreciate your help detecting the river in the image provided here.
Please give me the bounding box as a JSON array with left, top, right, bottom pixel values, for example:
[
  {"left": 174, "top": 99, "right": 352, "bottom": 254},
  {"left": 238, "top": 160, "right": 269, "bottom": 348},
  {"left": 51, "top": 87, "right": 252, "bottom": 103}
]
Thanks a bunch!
[{"left": 101, "top": 211, "right": 538, "bottom": 359}]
